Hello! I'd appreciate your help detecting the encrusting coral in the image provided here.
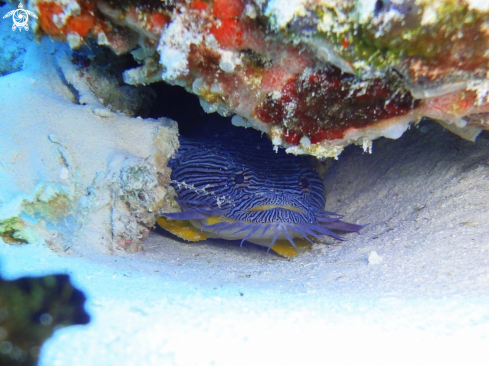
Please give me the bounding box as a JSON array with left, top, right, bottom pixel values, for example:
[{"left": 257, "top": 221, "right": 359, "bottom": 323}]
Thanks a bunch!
[{"left": 19, "top": 0, "right": 489, "bottom": 158}]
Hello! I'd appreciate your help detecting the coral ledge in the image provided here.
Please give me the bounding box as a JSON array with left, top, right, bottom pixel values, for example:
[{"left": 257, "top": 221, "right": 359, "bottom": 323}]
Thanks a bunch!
[{"left": 19, "top": 0, "right": 489, "bottom": 158}]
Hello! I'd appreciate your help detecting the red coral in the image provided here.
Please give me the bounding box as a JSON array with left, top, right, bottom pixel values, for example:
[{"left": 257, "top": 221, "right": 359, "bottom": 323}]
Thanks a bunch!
[
  {"left": 37, "top": 1, "right": 64, "bottom": 36},
  {"left": 210, "top": 19, "right": 245, "bottom": 48},
  {"left": 37, "top": 1, "right": 98, "bottom": 39},
  {"left": 213, "top": 0, "right": 245, "bottom": 19},
  {"left": 67, "top": 14, "right": 95, "bottom": 37},
  {"left": 191, "top": 0, "right": 209, "bottom": 12},
  {"left": 147, "top": 13, "right": 170, "bottom": 37},
  {"left": 283, "top": 129, "right": 302, "bottom": 145},
  {"left": 254, "top": 66, "right": 419, "bottom": 143}
]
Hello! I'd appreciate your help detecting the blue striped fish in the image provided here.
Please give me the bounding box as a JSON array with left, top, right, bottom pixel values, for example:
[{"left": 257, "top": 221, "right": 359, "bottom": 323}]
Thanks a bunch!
[{"left": 158, "top": 130, "right": 362, "bottom": 257}]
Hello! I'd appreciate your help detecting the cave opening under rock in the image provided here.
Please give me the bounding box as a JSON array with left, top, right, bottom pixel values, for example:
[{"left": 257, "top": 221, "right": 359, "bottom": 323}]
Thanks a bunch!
[
  {"left": 148, "top": 81, "right": 228, "bottom": 137},
  {"left": 145, "top": 76, "right": 489, "bottom": 268}
]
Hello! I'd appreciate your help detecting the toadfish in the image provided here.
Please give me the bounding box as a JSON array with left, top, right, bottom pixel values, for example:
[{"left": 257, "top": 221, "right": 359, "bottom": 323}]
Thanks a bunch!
[{"left": 157, "top": 130, "right": 362, "bottom": 257}]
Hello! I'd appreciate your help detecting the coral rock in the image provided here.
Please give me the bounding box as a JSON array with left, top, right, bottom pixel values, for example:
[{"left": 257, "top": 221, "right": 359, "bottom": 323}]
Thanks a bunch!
[
  {"left": 0, "top": 39, "right": 179, "bottom": 252},
  {"left": 24, "top": 0, "right": 489, "bottom": 157}
]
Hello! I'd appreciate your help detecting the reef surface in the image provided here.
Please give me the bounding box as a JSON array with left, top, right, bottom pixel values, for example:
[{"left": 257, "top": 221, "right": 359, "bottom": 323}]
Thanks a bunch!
[
  {"left": 14, "top": 0, "right": 489, "bottom": 157},
  {"left": 0, "top": 39, "right": 178, "bottom": 253}
]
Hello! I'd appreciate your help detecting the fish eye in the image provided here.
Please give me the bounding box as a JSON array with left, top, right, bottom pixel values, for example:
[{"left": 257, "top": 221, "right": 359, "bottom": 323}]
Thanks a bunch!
[
  {"left": 235, "top": 173, "right": 245, "bottom": 185},
  {"left": 234, "top": 172, "right": 249, "bottom": 188},
  {"left": 300, "top": 177, "right": 310, "bottom": 193}
]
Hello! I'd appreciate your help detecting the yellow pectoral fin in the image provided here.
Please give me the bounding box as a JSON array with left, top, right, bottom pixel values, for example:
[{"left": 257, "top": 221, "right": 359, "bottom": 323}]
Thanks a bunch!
[
  {"left": 203, "top": 216, "right": 235, "bottom": 225},
  {"left": 270, "top": 239, "right": 312, "bottom": 258},
  {"left": 156, "top": 217, "right": 207, "bottom": 242}
]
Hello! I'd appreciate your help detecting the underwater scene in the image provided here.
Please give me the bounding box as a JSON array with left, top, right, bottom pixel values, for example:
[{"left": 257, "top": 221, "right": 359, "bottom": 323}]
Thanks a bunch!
[{"left": 1, "top": 0, "right": 489, "bottom": 364}]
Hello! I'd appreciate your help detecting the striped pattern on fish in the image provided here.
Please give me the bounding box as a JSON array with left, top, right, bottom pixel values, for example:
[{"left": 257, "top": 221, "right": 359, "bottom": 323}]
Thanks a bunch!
[{"left": 159, "top": 132, "right": 363, "bottom": 256}]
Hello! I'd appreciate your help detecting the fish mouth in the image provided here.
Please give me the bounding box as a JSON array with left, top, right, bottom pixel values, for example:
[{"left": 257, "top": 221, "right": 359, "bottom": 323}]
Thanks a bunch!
[{"left": 246, "top": 205, "right": 305, "bottom": 214}]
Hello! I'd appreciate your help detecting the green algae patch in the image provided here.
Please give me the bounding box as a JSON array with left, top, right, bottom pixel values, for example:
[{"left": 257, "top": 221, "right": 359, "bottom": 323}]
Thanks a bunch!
[
  {"left": 280, "top": 1, "right": 489, "bottom": 79},
  {"left": 349, "top": 2, "right": 489, "bottom": 72},
  {"left": 23, "top": 190, "right": 73, "bottom": 222},
  {"left": 0, "top": 217, "right": 50, "bottom": 246},
  {"left": 0, "top": 185, "right": 75, "bottom": 246},
  {"left": 0, "top": 217, "right": 28, "bottom": 244}
]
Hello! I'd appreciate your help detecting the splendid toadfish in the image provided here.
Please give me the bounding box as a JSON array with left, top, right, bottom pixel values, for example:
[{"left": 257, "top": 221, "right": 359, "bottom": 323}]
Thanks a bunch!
[{"left": 157, "top": 130, "right": 362, "bottom": 257}]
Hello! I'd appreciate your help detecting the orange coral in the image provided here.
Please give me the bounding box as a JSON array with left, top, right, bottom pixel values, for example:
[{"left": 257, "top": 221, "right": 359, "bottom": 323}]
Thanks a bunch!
[
  {"left": 36, "top": 0, "right": 97, "bottom": 39},
  {"left": 212, "top": 0, "right": 245, "bottom": 19},
  {"left": 67, "top": 13, "right": 95, "bottom": 37},
  {"left": 210, "top": 19, "right": 245, "bottom": 48},
  {"left": 37, "top": 1, "right": 64, "bottom": 36}
]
